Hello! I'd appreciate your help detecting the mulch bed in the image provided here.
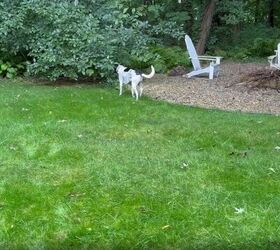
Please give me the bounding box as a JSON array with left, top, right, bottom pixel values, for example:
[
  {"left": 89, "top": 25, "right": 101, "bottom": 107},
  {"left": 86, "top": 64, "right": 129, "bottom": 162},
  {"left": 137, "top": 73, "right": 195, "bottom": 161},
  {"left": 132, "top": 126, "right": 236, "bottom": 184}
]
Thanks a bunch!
[{"left": 144, "top": 62, "right": 280, "bottom": 115}]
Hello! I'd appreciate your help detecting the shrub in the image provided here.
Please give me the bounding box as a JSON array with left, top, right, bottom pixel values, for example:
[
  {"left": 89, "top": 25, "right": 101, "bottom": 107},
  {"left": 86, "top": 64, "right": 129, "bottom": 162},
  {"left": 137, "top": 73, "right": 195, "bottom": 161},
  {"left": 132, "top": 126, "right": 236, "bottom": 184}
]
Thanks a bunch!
[
  {"left": 150, "top": 46, "right": 191, "bottom": 73},
  {"left": 0, "top": 60, "right": 25, "bottom": 79},
  {"left": 210, "top": 24, "right": 280, "bottom": 59},
  {"left": 250, "top": 38, "right": 278, "bottom": 57},
  {"left": 0, "top": 0, "right": 185, "bottom": 82},
  {"left": 211, "top": 47, "right": 253, "bottom": 61},
  {"left": 0, "top": 1, "right": 152, "bottom": 81}
]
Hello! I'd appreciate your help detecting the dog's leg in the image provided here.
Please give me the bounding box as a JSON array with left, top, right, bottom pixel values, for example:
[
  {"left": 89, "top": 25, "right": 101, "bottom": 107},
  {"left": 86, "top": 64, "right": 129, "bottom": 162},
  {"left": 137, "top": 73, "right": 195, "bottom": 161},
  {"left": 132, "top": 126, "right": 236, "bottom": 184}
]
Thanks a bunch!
[
  {"left": 132, "top": 80, "right": 138, "bottom": 100},
  {"left": 139, "top": 82, "right": 143, "bottom": 97},
  {"left": 135, "top": 87, "right": 138, "bottom": 100},
  {"left": 119, "top": 82, "right": 123, "bottom": 96}
]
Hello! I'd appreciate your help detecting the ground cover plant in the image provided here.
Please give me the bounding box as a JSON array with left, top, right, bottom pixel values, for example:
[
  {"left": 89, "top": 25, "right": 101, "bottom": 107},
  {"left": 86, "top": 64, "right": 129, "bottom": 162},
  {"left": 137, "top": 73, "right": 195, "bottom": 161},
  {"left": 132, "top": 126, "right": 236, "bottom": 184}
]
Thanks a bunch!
[{"left": 0, "top": 79, "right": 279, "bottom": 249}]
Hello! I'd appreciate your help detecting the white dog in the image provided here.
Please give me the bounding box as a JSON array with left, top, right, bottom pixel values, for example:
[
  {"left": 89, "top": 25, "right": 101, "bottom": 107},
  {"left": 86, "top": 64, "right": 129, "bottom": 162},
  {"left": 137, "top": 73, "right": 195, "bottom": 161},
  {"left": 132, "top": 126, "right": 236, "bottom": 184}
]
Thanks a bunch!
[{"left": 116, "top": 65, "right": 155, "bottom": 100}]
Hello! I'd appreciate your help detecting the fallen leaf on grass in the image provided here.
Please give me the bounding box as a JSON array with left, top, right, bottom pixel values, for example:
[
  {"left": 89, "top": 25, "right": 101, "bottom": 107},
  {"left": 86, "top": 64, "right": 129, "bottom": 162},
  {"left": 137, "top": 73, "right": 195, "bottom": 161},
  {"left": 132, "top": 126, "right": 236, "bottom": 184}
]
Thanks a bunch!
[
  {"left": 73, "top": 217, "right": 81, "bottom": 224},
  {"left": 162, "top": 225, "right": 171, "bottom": 230},
  {"left": 234, "top": 207, "right": 245, "bottom": 214},
  {"left": 58, "top": 119, "right": 67, "bottom": 123},
  {"left": 68, "top": 192, "right": 86, "bottom": 198},
  {"left": 269, "top": 168, "right": 276, "bottom": 173},
  {"left": 275, "top": 146, "right": 280, "bottom": 151},
  {"left": 138, "top": 206, "right": 149, "bottom": 213},
  {"left": 229, "top": 151, "right": 248, "bottom": 157},
  {"left": 180, "top": 162, "right": 189, "bottom": 169}
]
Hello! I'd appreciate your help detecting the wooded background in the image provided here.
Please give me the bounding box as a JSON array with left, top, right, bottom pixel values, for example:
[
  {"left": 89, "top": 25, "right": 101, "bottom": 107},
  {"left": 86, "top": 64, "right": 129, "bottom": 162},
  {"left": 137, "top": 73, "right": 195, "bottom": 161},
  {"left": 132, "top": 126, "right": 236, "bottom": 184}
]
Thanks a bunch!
[{"left": 0, "top": 0, "right": 279, "bottom": 80}]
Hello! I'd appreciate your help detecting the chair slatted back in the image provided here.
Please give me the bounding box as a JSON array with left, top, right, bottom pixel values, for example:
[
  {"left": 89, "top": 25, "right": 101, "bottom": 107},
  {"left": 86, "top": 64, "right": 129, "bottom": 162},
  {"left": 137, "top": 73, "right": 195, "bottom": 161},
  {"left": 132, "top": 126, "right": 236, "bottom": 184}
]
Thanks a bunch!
[{"left": 185, "top": 35, "right": 201, "bottom": 71}]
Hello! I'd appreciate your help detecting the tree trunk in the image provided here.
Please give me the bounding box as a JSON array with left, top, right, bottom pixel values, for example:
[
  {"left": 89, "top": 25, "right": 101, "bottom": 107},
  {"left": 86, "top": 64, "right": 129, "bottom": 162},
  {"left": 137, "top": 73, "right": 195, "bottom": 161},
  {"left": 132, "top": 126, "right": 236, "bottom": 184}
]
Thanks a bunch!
[
  {"left": 185, "top": 0, "right": 194, "bottom": 35},
  {"left": 196, "top": 0, "right": 216, "bottom": 55},
  {"left": 268, "top": 0, "right": 275, "bottom": 27},
  {"left": 255, "top": 0, "right": 260, "bottom": 23}
]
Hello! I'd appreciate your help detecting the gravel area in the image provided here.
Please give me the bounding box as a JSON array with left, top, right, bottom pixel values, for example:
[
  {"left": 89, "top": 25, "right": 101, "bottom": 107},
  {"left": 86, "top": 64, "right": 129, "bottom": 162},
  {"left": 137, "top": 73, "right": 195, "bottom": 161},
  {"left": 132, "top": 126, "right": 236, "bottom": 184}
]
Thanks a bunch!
[{"left": 144, "top": 62, "right": 280, "bottom": 115}]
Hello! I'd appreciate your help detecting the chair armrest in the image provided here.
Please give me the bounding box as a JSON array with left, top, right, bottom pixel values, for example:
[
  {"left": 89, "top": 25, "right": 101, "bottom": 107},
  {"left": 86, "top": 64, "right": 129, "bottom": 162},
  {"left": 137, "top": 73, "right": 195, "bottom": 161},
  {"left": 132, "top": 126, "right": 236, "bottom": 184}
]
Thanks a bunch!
[
  {"left": 268, "top": 55, "right": 276, "bottom": 64},
  {"left": 198, "top": 56, "right": 223, "bottom": 59},
  {"left": 268, "top": 55, "right": 279, "bottom": 68},
  {"left": 197, "top": 56, "right": 223, "bottom": 64},
  {"left": 268, "top": 55, "right": 276, "bottom": 60}
]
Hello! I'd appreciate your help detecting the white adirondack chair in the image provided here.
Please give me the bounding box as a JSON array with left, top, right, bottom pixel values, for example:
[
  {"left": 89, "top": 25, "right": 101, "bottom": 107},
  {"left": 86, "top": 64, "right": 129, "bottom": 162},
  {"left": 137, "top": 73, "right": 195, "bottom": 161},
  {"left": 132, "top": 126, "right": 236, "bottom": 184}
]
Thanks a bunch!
[
  {"left": 268, "top": 43, "right": 280, "bottom": 70},
  {"left": 184, "top": 34, "right": 222, "bottom": 80}
]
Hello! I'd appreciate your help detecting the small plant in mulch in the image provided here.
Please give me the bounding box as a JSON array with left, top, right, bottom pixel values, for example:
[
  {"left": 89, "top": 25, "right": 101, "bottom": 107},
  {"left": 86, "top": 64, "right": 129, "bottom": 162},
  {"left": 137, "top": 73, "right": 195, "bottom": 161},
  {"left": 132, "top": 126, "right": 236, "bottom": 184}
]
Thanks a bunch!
[{"left": 240, "top": 68, "right": 280, "bottom": 91}]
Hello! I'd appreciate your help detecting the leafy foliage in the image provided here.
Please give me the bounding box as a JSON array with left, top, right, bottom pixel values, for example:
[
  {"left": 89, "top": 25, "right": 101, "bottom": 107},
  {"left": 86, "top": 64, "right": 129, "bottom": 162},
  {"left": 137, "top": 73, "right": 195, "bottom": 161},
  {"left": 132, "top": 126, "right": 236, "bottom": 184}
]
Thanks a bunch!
[
  {"left": 0, "top": 60, "right": 25, "bottom": 79},
  {"left": 210, "top": 24, "right": 280, "bottom": 59},
  {"left": 0, "top": 0, "right": 153, "bottom": 80},
  {"left": 151, "top": 46, "right": 190, "bottom": 73},
  {"left": 251, "top": 38, "right": 278, "bottom": 57},
  {"left": 0, "top": 0, "right": 280, "bottom": 80}
]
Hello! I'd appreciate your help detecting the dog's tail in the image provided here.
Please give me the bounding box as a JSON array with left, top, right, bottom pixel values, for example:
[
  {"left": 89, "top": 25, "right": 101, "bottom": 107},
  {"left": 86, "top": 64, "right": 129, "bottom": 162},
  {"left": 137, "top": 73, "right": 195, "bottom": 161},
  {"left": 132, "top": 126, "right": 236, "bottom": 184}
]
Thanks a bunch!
[{"left": 142, "top": 66, "right": 155, "bottom": 79}]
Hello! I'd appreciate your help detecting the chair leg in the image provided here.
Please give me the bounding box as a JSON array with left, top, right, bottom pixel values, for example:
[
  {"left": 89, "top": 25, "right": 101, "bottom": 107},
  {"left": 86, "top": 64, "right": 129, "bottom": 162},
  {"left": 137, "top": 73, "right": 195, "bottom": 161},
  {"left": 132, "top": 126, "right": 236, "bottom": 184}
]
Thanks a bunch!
[
  {"left": 185, "top": 65, "right": 219, "bottom": 80},
  {"left": 186, "top": 68, "right": 211, "bottom": 78},
  {"left": 209, "top": 64, "right": 214, "bottom": 80}
]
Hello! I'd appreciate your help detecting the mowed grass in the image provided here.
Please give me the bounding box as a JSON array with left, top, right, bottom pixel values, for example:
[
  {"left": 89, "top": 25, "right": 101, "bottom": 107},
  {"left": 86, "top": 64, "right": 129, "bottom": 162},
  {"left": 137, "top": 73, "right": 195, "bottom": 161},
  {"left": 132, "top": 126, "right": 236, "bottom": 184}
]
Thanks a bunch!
[{"left": 0, "top": 79, "right": 279, "bottom": 249}]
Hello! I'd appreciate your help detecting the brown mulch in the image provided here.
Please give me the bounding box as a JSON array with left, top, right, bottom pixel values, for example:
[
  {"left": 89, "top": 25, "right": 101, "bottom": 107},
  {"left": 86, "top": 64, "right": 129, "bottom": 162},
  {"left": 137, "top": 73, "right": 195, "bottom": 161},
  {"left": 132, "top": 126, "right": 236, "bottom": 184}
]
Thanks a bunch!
[{"left": 144, "top": 62, "right": 280, "bottom": 115}]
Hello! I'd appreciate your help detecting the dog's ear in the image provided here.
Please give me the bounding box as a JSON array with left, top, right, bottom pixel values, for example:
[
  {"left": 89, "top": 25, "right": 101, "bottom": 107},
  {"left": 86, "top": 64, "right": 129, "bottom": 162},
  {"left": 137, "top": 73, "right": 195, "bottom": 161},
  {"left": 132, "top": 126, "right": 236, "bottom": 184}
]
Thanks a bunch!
[
  {"left": 117, "top": 65, "right": 127, "bottom": 71},
  {"left": 116, "top": 65, "right": 121, "bottom": 72}
]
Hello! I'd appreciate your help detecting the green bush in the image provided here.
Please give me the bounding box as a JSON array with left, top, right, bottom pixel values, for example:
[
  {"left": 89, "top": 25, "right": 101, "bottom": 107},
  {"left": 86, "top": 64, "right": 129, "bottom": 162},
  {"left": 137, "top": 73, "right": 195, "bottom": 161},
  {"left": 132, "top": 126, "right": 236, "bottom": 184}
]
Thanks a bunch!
[
  {"left": 250, "top": 38, "right": 278, "bottom": 57},
  {"left": 0, "top": 60, "right": 25, "bottom": 79},
  {"left": 0, "top": 1, "right": 153, "bottom": 81},
  {"left": 150, "top": 46, "right": 190, "bottom": 73},
  {"left": 120, "top": 46, "right": 158, "bottom": 70},
  {"left": 120, "top": 45, "right": 190, "bottom": 74},
  {"left": 215, "top": 48, "right": 251, "bottom": 60},
  {"left": 0, "top": 0, "right": 185, "bottom": 82},
  {"left": 211, "top": 24, "right": 280, "bottom": 59}
]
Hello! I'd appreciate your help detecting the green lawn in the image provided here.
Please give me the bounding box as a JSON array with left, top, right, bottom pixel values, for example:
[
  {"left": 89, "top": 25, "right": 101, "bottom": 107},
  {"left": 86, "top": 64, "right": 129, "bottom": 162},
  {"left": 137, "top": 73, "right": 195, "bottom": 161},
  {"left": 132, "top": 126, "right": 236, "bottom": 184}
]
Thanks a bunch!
[{"left": 0, "top": 79, "right": 279, "bottom": 249}]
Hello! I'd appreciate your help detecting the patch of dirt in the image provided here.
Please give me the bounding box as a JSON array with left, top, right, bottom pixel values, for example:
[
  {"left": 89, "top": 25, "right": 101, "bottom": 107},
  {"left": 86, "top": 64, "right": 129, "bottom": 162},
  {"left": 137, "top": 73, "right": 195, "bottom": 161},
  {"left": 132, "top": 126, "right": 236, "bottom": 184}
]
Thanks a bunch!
[{"left": 144, "top": 62, "right": 280, "bottom": 115}]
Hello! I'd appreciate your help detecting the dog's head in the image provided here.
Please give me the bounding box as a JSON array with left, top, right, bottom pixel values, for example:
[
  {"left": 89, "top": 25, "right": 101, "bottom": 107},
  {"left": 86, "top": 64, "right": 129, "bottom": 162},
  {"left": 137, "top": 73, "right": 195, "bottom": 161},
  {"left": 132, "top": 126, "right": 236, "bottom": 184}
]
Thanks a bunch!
[{"left": 116, "top": 64, "right": 127, "bottom": 74}]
